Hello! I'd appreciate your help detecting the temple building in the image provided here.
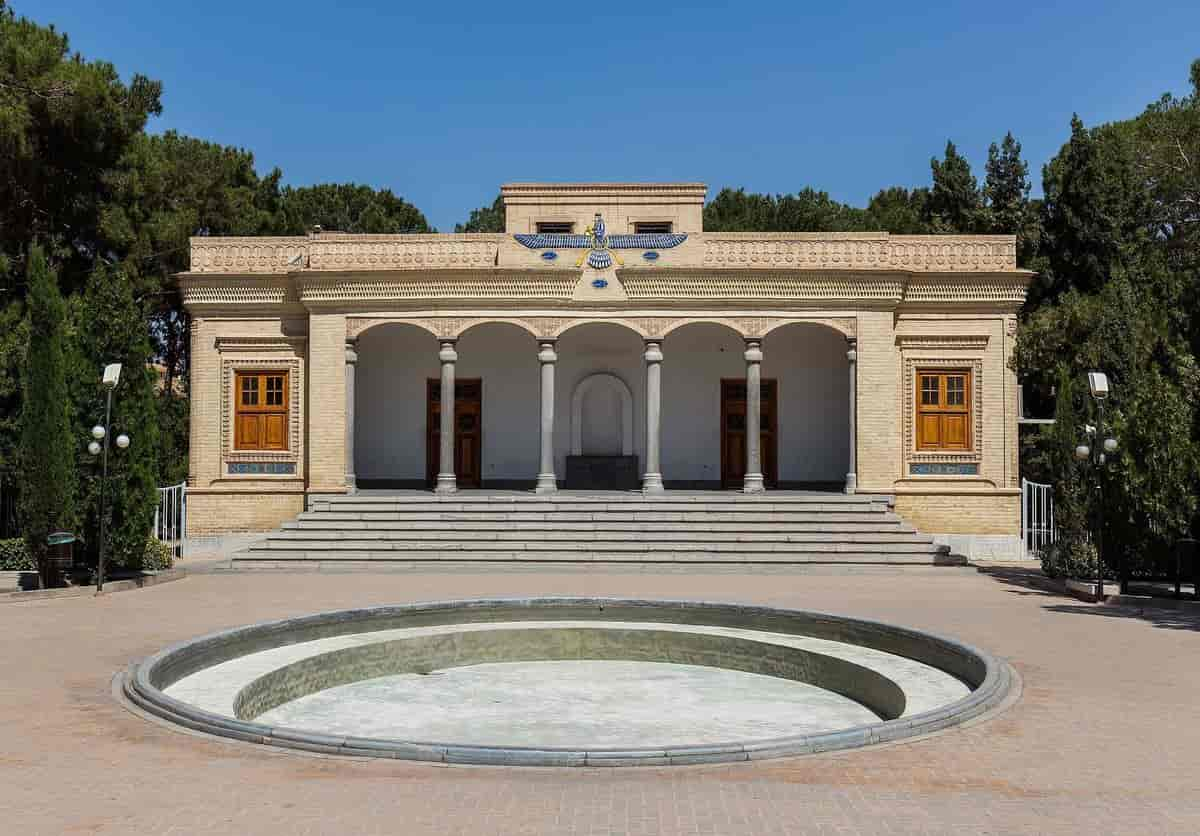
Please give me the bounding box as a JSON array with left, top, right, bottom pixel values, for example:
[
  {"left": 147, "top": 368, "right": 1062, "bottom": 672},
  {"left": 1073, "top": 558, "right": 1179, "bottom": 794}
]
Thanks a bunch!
[{"left": 180, "top": 182, "right": 1031, "bottom": 560}]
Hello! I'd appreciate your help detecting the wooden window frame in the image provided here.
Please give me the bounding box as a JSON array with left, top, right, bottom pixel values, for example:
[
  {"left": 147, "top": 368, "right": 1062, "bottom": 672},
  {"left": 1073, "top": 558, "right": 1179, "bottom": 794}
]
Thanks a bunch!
[
  {"left": 535, "top": 221, "right": 574, "bottom": 234},
  {"left": 234, "top": 370, "right": 290, "bottom": 451},
  {"left": 633, "top": 221, "right": 673, "bottom": 234},
  {"left": 914, "top": 369, "right": 972, "bottom": 452}
]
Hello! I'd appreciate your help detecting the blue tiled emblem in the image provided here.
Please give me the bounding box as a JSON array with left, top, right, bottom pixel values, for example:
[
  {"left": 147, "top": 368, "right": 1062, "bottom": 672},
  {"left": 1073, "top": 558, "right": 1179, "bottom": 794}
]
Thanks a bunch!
[
  {"left": 643, "top": 251, "right": 660, "bottom": 261},
  {"left": 541, "top": 251, "right": 557, "bottom": 261},
  {"left": 592, "top": 279, "right": 608, "bottom": 289}
]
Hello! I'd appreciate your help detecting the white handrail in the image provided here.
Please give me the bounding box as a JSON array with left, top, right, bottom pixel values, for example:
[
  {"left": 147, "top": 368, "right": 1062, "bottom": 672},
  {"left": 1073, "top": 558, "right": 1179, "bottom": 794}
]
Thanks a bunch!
[
  {"left": 154, "top": 482, "right": 187, "bottom": 561},
  {"left": 1020, "top": 478, "right": 1056, "bottom": 558}
]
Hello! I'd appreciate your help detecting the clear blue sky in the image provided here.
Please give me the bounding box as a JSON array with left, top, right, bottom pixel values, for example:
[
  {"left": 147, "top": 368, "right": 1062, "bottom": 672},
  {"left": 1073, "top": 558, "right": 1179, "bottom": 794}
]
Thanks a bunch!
[{"left": 27, "top": 1, "right": 1200, "bottom": 231}]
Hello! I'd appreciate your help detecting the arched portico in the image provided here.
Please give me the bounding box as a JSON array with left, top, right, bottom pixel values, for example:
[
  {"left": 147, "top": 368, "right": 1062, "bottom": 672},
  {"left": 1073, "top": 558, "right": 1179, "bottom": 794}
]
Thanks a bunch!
[{"left": 347, "top": 315, "right": 855, "bottom": 494}]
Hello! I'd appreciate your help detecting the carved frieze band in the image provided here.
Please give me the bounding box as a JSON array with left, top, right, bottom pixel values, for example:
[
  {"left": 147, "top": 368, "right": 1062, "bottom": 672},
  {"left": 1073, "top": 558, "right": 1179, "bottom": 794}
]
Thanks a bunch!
[
  {"left": 346, "top": 315, "right": 857, "bottom": 341},
  {"left": 895, "top": 334, "right": 989, "bottom": 350},
  {"left": 702, "top": 235, "right": 1017, "bottom": 271}
]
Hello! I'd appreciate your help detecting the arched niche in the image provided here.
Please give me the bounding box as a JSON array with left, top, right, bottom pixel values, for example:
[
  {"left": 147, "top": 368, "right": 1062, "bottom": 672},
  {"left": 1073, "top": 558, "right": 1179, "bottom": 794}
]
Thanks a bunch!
[{"left": 571, "top": 373, "right": 634, "bottom": 456}]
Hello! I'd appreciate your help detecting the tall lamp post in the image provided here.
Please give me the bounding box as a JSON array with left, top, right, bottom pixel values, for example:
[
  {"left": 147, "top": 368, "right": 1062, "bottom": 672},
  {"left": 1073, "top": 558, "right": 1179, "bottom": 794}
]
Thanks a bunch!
[
  {"left": 1073, "top": 372, "right": 1119, "bottom": 600},
  {"left": 87, "top": 363, "right": 130, "bottom": 593}
]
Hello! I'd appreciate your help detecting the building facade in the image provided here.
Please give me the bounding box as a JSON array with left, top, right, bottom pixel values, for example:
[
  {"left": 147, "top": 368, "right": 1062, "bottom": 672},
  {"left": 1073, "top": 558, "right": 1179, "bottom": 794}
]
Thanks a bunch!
[{"left": 180, "top": 183, "right": 1031, "bottom": 556}]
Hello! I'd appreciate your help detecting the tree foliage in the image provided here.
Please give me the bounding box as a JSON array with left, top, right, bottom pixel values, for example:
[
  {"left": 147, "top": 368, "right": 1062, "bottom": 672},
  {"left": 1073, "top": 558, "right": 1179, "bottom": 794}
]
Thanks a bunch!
[
  {"left": 277, "top": 183, "right": 431, "bottom": 234},
  {"left": 455, "top": 195, "right": 505, "bottom": 232},
  {"left": 70, "top": 265, "right": 160, "bottom": 569},
  {"left": 18, "top": 246, "right": 74, "bottom": 586}
]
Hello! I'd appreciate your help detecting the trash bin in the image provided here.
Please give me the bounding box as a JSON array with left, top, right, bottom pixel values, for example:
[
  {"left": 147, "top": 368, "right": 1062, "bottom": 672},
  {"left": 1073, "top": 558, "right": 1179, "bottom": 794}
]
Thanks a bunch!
[
  {"left": 46, "top": 531, "right": 75, "bottom": 586},
  {"left": 1174, "top": 539, "right": 1197, "bottom": 599}
]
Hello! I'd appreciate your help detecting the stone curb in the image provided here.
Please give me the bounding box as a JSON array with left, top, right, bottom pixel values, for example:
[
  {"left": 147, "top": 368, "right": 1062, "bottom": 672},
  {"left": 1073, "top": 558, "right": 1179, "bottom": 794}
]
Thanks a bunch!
[
  {"left": 119, "top": 596, "right": 1018, "bottom": 767},
  {"left": 1, "top": 569, "right": 187, "bottom": 603}
]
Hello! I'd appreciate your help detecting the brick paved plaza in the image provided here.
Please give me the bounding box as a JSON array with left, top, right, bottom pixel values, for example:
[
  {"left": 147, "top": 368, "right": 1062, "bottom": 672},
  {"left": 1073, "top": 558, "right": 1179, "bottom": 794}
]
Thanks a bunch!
[{"left": 3, "top": 566, "right": 1199, "bottom": 835}]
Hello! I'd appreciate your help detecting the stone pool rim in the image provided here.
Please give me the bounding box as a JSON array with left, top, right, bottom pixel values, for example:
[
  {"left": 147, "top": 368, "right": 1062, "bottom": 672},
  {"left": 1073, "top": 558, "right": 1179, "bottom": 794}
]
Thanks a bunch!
[{"left": 119, "top": 597, "right": 1018, "bottom": 767}]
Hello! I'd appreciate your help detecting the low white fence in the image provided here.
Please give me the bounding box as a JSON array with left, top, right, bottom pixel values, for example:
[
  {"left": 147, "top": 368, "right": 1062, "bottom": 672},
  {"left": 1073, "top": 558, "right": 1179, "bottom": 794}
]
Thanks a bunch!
[
  {"left": 1020, "top": 478, "right": 1055, "bottom": 558},
  {"left": 154, "top": 481, "right": 187, "bottom": 561}
]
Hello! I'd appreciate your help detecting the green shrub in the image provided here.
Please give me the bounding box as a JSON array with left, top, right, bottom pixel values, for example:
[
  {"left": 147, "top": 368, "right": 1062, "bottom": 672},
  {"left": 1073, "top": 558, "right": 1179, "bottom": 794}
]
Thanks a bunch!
[
  {"left": 1041, "top": 537, "right": 1099, "bottom": 579},
  {"left": 141, "top": 539, "right": 174, "bottom": 571},
  {"left": 0, "top": 538, "right": 36, "bottom": 571}
]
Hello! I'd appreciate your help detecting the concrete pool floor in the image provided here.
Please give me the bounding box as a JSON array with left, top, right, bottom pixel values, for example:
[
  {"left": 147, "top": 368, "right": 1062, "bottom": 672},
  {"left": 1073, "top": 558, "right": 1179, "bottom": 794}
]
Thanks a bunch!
[{"left": 258, "top": 660, "right": 880, "bottom": 747}]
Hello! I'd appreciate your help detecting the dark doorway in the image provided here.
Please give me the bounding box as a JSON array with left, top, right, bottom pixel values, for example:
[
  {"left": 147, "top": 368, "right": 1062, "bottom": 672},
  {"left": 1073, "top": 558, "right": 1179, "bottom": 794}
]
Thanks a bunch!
[
  {"left": 427, "top": 379, "right": 482, "bottom": 488},
  {"left": 720, "top": 379, "right": 778, "bottom": 489}
]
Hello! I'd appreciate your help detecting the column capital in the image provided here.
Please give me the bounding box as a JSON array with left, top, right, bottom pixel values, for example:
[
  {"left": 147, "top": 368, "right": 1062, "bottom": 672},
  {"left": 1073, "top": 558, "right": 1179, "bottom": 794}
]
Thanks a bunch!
[
  {"left": 537, "top": 341, "right": 558, "bottom": 364},
  {"left": 344, "top": 336, "right": 358, "bottom": 365},
  {"left": 743, "top": 338, "right": 763, "bottom": 364},
  {"left": 643, "top": 340, "right": 663, "bottom": 364},
  {"left": 438, "top": 340, "right": 458, "bottom": 364},
  {"left": 846, "top": 336, "right": 858, "bottom": 364}
]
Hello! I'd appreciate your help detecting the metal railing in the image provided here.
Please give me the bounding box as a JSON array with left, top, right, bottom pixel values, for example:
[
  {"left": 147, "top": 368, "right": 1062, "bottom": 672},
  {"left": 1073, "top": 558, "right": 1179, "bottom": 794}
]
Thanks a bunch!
[
  {"left": 1020, "top": 478, "right": 1055, "bottom": 558},
  {"left": 153, "top": 481, "right": 187, "bottom": 561}
]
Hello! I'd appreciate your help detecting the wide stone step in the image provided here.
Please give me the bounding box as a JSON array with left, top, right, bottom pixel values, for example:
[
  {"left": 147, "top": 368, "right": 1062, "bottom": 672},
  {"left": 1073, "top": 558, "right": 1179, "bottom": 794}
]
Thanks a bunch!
[
  {"left": 265, "top": 529, "right": 934, "bottom": 544},
  {"left": 310, "top": 493, "right": 893, "bottom": 506},
  {"left": 293, "top": 510, "right": 899, "bottom": 524},
  {"left": 234, "top": 551, "right": 958, "bottom": 565},
  {"left": 282, "top": 520, "right": 918, "bottom": 534},
  {"left": 309, "top": 501, "right": 889, "bottom": 514},
  {"left": 244, "top": 538, "right": 944, "bottom": 554}
]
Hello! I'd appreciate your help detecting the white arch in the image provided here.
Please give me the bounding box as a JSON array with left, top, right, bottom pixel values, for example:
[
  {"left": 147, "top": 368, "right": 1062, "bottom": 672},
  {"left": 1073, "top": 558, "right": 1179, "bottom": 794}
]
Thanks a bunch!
[{"left": 571, "top": 372, "right": 634, "bottom": 456}]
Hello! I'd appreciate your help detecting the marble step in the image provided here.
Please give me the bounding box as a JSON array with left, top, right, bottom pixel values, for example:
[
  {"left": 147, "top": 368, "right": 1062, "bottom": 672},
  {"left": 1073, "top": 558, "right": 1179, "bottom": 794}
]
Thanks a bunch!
[
  {"left": 243, "top": 538, "right": 945, "bottom": 555},
  {"left": 293, "top": 510, "right": 901, "bottom": 524},
  {"left": 281, "top": 520, "right": 919, "bottom": 534},
  {"left": 265, "top": 529, "right": 935, "bottom": 544},
  {"left": 233, "top": 551, "right": 960, "bottom": 565},
  {"left": 310, "top": 492, "right": 893, "bottom": 506}
]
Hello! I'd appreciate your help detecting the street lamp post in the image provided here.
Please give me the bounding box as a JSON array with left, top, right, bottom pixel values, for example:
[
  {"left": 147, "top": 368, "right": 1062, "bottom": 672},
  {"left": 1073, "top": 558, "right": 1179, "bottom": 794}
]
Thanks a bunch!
[
  {"left": 1075, "top": 372, "right": 1118, "bottom": 600},
  {"left": 88, "top": 363, "right": 129, "bottom": 593}
]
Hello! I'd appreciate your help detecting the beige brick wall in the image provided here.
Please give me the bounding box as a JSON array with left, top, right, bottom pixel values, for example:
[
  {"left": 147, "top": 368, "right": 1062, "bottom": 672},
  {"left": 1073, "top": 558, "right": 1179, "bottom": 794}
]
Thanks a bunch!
[
  {"left": 855, "top": 309, "right": 901, "bottom": 491},
  {"left": 895, "top": 492, "right": 1020, "bottom": 535},
  {"left": 187, "top": 490, "right": 305, "bottom": 535},
  {"left": 306, "top": 313, "right": 347, "bottom": 492}
]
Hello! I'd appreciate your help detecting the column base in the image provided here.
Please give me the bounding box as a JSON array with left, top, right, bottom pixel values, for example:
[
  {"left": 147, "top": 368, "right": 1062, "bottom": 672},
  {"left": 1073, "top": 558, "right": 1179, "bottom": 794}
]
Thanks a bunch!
[
  {"left": 641, "top": 473, "right": 665, "bottom": 495},
  {"left": 434, "top": 474, "right": 458, "bottom": 495},
  {"left": 534, "top": 473, "right": 558, "bottom": 494},
  {"left": 345, "top": 472, "right": 357, "bottom": 495},
  {"left": 742, "top": 473, "right": 765, "bottom": 494},
  {"left": 844, "top": 472, "right": 857, "bottom": 495}
]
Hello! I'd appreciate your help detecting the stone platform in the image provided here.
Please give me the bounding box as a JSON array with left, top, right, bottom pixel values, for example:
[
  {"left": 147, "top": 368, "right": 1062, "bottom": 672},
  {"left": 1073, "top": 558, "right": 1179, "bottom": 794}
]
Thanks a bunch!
[{"left": 234, "top": 490, "right": 958, "bottom": 566}]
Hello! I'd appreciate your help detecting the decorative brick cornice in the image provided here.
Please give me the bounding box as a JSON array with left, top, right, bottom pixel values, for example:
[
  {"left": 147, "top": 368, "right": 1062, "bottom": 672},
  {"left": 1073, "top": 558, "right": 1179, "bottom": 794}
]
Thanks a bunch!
[
  {"left": 298, "top": 270, "right": 578, "bottom": 304},
  {"left": 213, "top": 336, "right": 307, "bottom": 352},
  {"left": 618, "top": 269, "right": 905, "bottom": 302},
  {"left": 895, "top": 334, "right": 989, "bottom": 350},
  {"left": 700, "top": 233, "right": 1018, "bottom": 272},
  {"left": 180, "top": 277, "right": 299, "bottom": 308},
  {"left": 307, "top": 234, "right": 501, "bottom": 271}
]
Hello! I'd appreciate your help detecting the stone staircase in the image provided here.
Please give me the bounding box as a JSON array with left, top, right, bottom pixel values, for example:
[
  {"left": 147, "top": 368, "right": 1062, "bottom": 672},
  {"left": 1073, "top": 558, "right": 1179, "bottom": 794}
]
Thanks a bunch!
[{"left": 233, "top": 491, "right": 958, "bottom": 566}]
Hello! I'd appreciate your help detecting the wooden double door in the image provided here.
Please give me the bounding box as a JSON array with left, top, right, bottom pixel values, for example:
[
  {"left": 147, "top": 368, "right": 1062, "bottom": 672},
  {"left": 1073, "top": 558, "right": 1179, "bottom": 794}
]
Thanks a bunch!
[
  {"left": 720, "top": 379, "right": 778, "bottom": 489},
  {"left": 426, "top": 379, "right": 482, "bottom": 488}
]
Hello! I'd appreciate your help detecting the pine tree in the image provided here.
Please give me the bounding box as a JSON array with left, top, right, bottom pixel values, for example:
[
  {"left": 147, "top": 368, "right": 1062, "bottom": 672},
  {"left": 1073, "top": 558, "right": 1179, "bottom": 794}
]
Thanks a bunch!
[
  {"left": 983, "top": 133, "right": 1036, "bottom": 265},
  {"left": 926, "top": 141, "right": 982, "bottom": 233},
  {"left": 19, "top": 246, "right": 76, "bottom": 587},
  {"left": 72, "top": 265, "right": 160, "bottom": 569}
]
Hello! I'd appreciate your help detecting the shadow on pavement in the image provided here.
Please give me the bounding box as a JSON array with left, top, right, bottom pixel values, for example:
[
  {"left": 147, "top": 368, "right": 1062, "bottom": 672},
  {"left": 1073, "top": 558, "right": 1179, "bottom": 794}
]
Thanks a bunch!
[{"left": 1041, "top": 603, "right": 1200, "bottom": 632}]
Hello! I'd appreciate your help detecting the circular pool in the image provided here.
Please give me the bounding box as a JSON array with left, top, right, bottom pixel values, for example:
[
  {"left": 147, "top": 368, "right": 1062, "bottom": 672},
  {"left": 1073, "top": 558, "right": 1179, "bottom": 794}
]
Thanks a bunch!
[{"left": 120, "top": 598, "right": 1016, "bottom": 766}]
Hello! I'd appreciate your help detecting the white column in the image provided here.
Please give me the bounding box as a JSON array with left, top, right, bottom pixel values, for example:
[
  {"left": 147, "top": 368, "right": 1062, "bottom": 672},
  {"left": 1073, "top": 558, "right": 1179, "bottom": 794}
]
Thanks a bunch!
[
  {"left": 344, "top": 337, "right": 358, "bottom": 493},
  {"left": 642, "top": 339, "right": 665, "bottom": 494},
  {"left": 435, "top": 340, "right": 458, "bottom": 495},
  {"left": 743, "top": 338, "right": 765, "bottom": 493},
  {"left": 535, "top": 341, "right": 558, "bottom": 494},
  {"left": 845, "top": 337, "right": 858, "bottom": 494}
]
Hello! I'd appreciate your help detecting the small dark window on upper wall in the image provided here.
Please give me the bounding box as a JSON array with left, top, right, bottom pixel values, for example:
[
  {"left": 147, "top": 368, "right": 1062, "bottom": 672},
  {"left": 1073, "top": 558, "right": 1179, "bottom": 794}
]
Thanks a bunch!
[
  {"left": 634, "top": 222, "right": 673, "bottom": 234},
  {"left": 536, "top": 221, "right": 574, "bottom": 234}
]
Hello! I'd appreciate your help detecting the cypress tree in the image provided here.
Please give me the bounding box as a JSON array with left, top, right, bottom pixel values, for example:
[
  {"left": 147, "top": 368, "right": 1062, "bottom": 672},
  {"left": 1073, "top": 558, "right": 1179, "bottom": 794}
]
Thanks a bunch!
[
  {"left": 19, "top": 246, "right": 76, "bottom": 587},
  {"left": 73, "top": 265, "right": 160, "bottom": 569}
]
